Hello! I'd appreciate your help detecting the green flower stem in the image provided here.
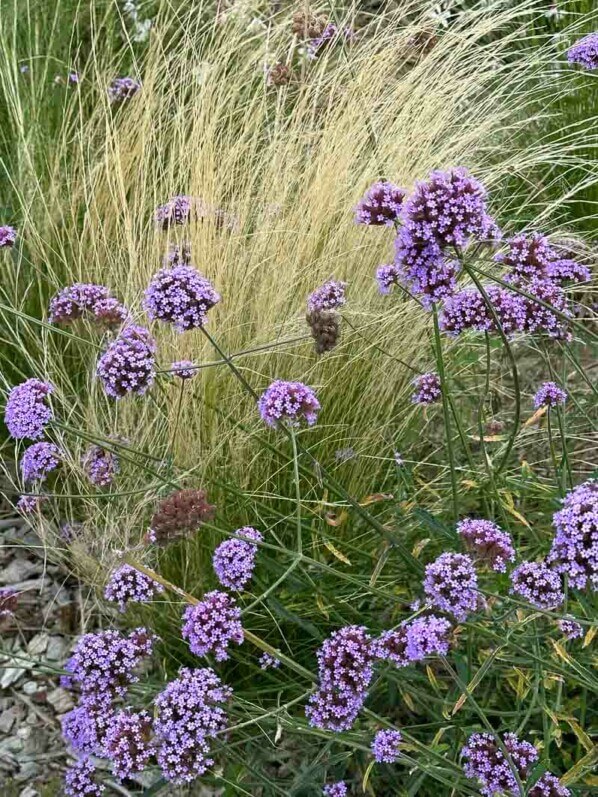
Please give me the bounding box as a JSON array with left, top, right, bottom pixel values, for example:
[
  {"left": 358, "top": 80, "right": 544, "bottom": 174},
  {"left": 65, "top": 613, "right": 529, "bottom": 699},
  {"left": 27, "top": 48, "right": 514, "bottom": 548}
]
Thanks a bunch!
[
  {"left": 289, "top": 427, "right": 303, "bottom": 555},
  {"left": 546, "top": 409, "right": 563, "bottom": 495},
  {"left": 431, "top": 304, "right": 459, "bottom": 521}
]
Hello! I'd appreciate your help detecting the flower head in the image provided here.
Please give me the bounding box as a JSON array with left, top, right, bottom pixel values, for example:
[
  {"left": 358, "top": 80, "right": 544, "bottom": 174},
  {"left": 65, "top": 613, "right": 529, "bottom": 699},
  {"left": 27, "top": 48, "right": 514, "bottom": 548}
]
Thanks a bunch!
[
  {"left": 181, "top": 590, "right": 243, "bottom": 661},
  {"left": 323, "top": 783, "right": 347, "bottom": 797},
  {"left": 258, "top": 380, "right": 320, "bottom": 427},
  {"left": 558, "top": 616, "right": 583, "bottom": 641},
  {"left": 149, "top": 488, "right": 215, "bottom": 546},
  {"left": 456, "top": 518, "right": 515, "bottom": 572},
  {"left": 20, "top": 441, "right": 61, "bottom": 483},
  {"left": 164, "top": 241, "right": 192, "bottom": 266},
  {"left": 104, "top": 564, "right": 164, "bottom": 612},
  {"left": 49, "top": 283, "right": 111, "bottom": 325},
  {"left": 83, "top": 444, "right": 120, "bottom": 487},
  {"left": 510, "top": 561, "right": 564, "bottom": 609},
  {"left": 354, "top": 181, "right": 406, "bottom": 226},
  {"left": 307, "top": 279, "right": 347, "bottom": 312},
  {"left": 61, "top": 693, "right": 115, "bottom": 755},
  {"left": 104, "top": 709, "right": 154, "bottom": 781},
  {"left": 108, "top": 76, "right": 141, "bottom": 102},
  {"left": 0, "top": 588, "right": 18, "bottom": 619},
  {"left": 61, "top": 521, "right": 83, "bottom": 543},
  {"left": 259, "top": 652, "right": 281, "bottom": 670},
  {"left": 529, "top": 773, "right": 571, "bottom": 797},
  {"left": 411, "top": 372, "right": 441, "bottom": 405},
  {"left": 0, "top": 225, "right": 17, "bottom": 248},
  {"left": 568, "top": 32, "right": 598, "bottom": 70},
  {"left": 91, "top": 297, "right": 129, "bottom": 328},
  {"left": 375, "top": 263, "right": 401, "bottom": 295},
  {"left": 306, "top": 625, "right": 374, "bottom": 731},
  {"left": 403, "top": 614, "right": 452, "bottom": 660},
  {"left": 306, "top": 309, "right": 341, "bottom": 354},
  {"left": 154, "top": 195, "right": 196, "bottom": 229},
  {"left": 5, "top": 378, "right": 54, "bottom": 440},
  {"left": 371, "top": 728, "right": 402, "bottom": 763},
  {"left": 495, "top": 233, "right": 557, "bottom": 285},
  {"left": 533, "top": 381, "right": 567, "bottom": 409},
  {"left": 96, "top": 325, "right": 156, "bottom": 398},
  {"left": 423, "top": 552, "right": 478, "bottom": 621},
  {"left": 144, "top": 265, "right": 220, "bottom": 332},
  {"left": 307, "top": 23, "right": 353, "bottom": 59},
  {"left": 461, "top": 731, "right": 538, "bottom": 797},
  {"left": 213, "top": 526, "right": 263, "bottom": 590},
  {"left": 171, "top": 360, "right": 197, "bottom": 379},
  {"left": 16, "top": 494, "right": 46, "bottom": 514},
  {"left": 63, "top": 628, "right": 155, "bottom": 697},
  {"left": 64, "top": 758, "right": 105, "bottom": 797},
  {"left": 547, "top": 479, "right": 597, "bottom": 591},
  {"left": 154, "top": 666, "right": 231, "bottom": 784},
  {"left": 520, "top": 278, "right": 570, "bottom": 339}
]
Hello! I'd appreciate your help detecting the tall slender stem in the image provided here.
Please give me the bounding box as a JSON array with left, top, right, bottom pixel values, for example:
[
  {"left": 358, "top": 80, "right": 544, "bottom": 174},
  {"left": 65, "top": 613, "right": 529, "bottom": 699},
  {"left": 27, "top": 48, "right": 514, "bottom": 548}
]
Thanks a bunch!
[{"left": 289, "top": 428, "right": 303, "bottom": 555}]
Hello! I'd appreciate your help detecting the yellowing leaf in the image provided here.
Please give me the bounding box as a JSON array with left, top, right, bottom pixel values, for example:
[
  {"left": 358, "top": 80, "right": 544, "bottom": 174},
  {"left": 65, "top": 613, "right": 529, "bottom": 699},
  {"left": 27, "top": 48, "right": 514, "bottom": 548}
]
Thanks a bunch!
[
  {"left": 323, "top": 540, "right": 351, "bottom": 565},
  {"left": 523, "top": 406, "right": 547, "bottom": 427},
  {"left": 583, "top": 625, "right": 596, "bottom": 648},
  {"left": 316, "top": 594, "right": 329, "bottom": 619},
  {"left": 426, "top": 665, "right": 439, "bottom": 690},
  {"left": 359, "top": 492, "right": 393, "bottom": 506},
  {"left": 560, "top": 748, "right": 598, "bottom": 786},
  {"left": 325, "top": 510, "right": 348, "bottom": 527},
  {"left": 412, "top": 537, "right": 431, "bottom": 557},
  {"left": 401, "top": 690, "right": 415, "bottom": 712},
  {"left": 469, "top": 434, "right": 505, "bottom": 442},
  {"left": 461, "top": 479, "right": 478, "bottom": 489},
  {"left": 565, "top": 718, "right": 593, "bottom": 752},
  {"left": 362, "top": 760, "right": 375, "bottom": 792},
  {"left": 551, "top": 639, "right": 573, "bottom": 664}
]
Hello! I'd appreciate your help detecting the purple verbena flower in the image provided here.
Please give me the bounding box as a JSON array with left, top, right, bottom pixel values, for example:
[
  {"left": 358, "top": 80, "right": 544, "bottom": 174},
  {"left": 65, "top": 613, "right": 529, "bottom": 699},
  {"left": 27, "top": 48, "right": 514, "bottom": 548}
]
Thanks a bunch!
[
  {"left": 61, "top": 521, "right": 83, "bottom": 543},
  {"left": 423, "top": 552, "right": 478, "bottom": 621},
  {"left": 411, "top": 372, "right": 441, "bottom": 405},
  {"left": 259, "top": 652, "right": 281, "bottom": 670},
  {"left": 371, "top": 627, "right": 409, "bottom": 667},
  {"left": 510, "top": 561, "right": 564, "bottom": 609},
  {"left": 567, "top": 32, "right": 598, "bottom": 70},
  {"left": 144, "top": 265, "right": 220, "bottom": 331},
  {"left": 456, "top": 518, "right": 515, "bottom": 572},
  {"left": 404, "top": 614, "right": 452, "bottom": 660},
  {"left": 323, "top": 782, "right": 347, "bottom": 797},
  {"left": 104, "top": 564, "right": 164, "bottom": 612},
  {"left": 393, "top": 240, "right": 461, "bottom": 307},
  {"left": 520, "top": 278, "right": 570, "bottom": 339},
  {"left": 306, "top": 625, "right": 374, "bottom": 731},
  {"left": 529, "top": 773, "right": 571, "bottom": 797},
  {"left": 354, "top": 181, "right": 406, "bottom": 226},
  {"left": 16, "top": 494, "right": 46, "bottom": 514},
  {"left": 61, "top": 694, "right": 115, "bottom": 755},
  {"left": 83, "top": 444, "right": 120, "bottom": 487},
  {"left": 104, "top": 709, "right": 154, "bottom": 781},
  {"left": 376, "top": 263, "right": 401, "bottom": 295},
  {"left": 533, "top": 381, "right": 567, "bottom": 409},
  {"left": 558, "top": 616, "right": 583, "bottom": 641},
  {"left": 49, "top": 283, "right": 111, "bottom": 324},
  {"left": 5, "top": 378, "right": 54, "bottom": 440},
  {"left": 546, "top": 258, "right": 591, "bottom": 285},
  {"left": 96, "top": 325, "right": 156, "bottom": 398},
  {"left": 0, "top": 225, "right": 17, "bottom": 248},
  {"left": 171, "top": 360, "right": 196, "bottom": 379},
  {"left": 154, "top": 666, "right": 231, "bottom": 784},
  {"left": 0, "top": 588, "right": 18, "bottom": 619},
  {"left": 154, "top": 196, "right": 196, "bottom": 229},
  {"left": 64, "top": 758, "right": 105, "bottom": 797},
  {"left": 63, "top": 627, "right": 155, "bottom": 697},
  {"left": 20, "top": 441, "right": 61, "bottom": 483},
  {"left": 213, "top": 526, "right": 263, "bottom": 590},
  {"left": 258, "top": 380, "right": 320, "bottom": 427},
  {"left": 547, "top": 479, "right": 597, "bottom": 591},
  {"left": 371, "top": 728, "right": 402, "bottom": 763},
  {"left": 91, "top": 297, "right": 129, "bottom": 328},
  {"left": 181, "top": 590, "right": 243, "bottom": 661},
  {"left": 495, "top": 233, "right": 557, "bottom": 285},
  {"left": 108, "top": 76, "right": 141, "bottom": 102},
  {"left": 307, "top": 279, "right": 347, "bottom": 312},
  {"left": 164, "top": 242, "right": 192, "bottom": 266},
  {"left": 307, "top": 23, "right": 353, "bottom": 58},
  {"left": 461, "top": 731, "right": 538, "bottom": 797}
]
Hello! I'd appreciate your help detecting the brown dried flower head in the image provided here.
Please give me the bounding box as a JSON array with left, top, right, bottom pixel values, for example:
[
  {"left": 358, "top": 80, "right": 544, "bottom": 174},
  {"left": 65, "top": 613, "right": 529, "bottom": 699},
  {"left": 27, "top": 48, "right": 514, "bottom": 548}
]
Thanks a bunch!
[
  {"left": 306, "top": 310, "right": 340, "bottom": 354},
  {"left": 292, "top": 9, "right": 328, "bottom": 39},
  {"left": 267, "top": 62, "right": 293, "bottom": 87},
  {"left": 149, "top": 489, "right": 216, "bottom": 546}
]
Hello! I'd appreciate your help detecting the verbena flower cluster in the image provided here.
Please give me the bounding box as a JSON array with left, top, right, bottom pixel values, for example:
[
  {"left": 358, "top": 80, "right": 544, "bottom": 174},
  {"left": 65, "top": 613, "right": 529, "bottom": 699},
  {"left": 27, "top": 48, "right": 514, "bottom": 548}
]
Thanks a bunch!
[
  {"left": 144, "top": 265, "right": 220, "bottom": 331},
  {"left": 49, "top": 283, "right": 127, "bottom": 327},
  {"left": 258, "top": 380, "right": 320, "bottom": 427},
  {"left": 0, "top": 224, "right": 17, "bottom": 247},
  {"left": 61, "top": 693, "right": 114, "bottom": 754},
  {"left": 456, "top": 518, "right": 515, "bottom": 572},
  {"left": 354, "top": 181, "right": 406, "bottom": 226},
  {"left": 375, "top": 263, "right": 401, "bottom": 295},
  {"left": 83, "top": 444, "right": 120, "bottom": 486},
  {"left": 373, "top": 614, "right": 451, "bottom": 667},
  {"left": 104, "top": 564, "right": 164, "bottom": 612},
  {"left": 16, "top": 494, "right": 46, "bottom": 514},
  {"left": 154, "top": 195, "right": 196, "bottom": 228},
  {"left": 108, "top": 76, "right": 141, "bottom": 102},
  {"left": 153, "top": 666, "right": 232, "bottom": 784},
  {"left": 171, "top": 359, "right": 197, "bottom": 379},
  {"left": 20, "top": 441, "right": 61, "bottom": 483},
  {"left": 393, "top": 167, "right": 499, "bottom": 306},
  {"left": 62, "top": 628, "right": 155, "bottom": 696},
  {"left": 533, "top": 381, "right": 567, "bottom": 409},
  {"left": 306, "top": 625, "right": 374, "bottom": 731},
  {"left": 510, "top": 561, "right": 564, "bottom": 609},
  {"left": 5, "top": 378, "right": 53, "bottom": 440},
  {"left": 259, "top": 652, "right": 281, "bottom": 670},
  {"left": 307, "top": 23, "right": 353, "bottom": 59},
  {"left": 0, "top": 588, "right": 18, "bottom": 619},
  {"left": 64, "top": 758, "right": 105, "bottom": 797},
  {"left": 529, "top": 773, "right": 571, "bottom": 797},
  {"left": 423, "top": 552, "right": 478, "bottom": 621},
  {"left": 371, "top": 728, "right": 402, "bottom": 763},
  {"left": 103, "top": 709, "right": 154, "bottom": 780},
  {"left": 213, "top": 526, "right": 263, "bottom": 590},
  {"left": 96, "top": 325, "right": 156, "bottom": 398},
  {"left": 461, "top": 731, "right": 538, "bottom": 797},
  {"left": 307, "top": 279, "right": 347, "bottom": 312},
  {"left": 558, "top": 617, "right": 583, "bottom": 641},
  {"left": 567, "top": 32, "right": 598, "bottom": 70},
  {"left": 548, "top": 479, "right": 597, "bottom": 591},
  {"left": 322, "top": 781, "right": 347, "bottom": 797},
  {"left": 411, "top": 372, "right": 441, "bottom": 405},
  {"left": 181, "top": 590, "right": 244, "bottom": 660}
]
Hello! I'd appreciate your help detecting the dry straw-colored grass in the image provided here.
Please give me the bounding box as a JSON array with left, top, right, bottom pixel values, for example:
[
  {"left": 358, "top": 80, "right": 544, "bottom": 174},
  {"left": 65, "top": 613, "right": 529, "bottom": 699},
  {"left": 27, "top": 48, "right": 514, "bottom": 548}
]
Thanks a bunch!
[{"left": 0, "top": 0, "right": 592, "bottom": 569}]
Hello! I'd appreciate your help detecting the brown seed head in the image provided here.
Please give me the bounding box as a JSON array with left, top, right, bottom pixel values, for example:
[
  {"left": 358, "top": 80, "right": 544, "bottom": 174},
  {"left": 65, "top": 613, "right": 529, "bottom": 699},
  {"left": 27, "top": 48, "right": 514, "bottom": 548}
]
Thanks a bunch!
[
  {"left": 149, "top": 488, "right": 216, "bottom": 546},
  {"left": 306, "top": 310, "right": 341, "bottom": 354}
]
